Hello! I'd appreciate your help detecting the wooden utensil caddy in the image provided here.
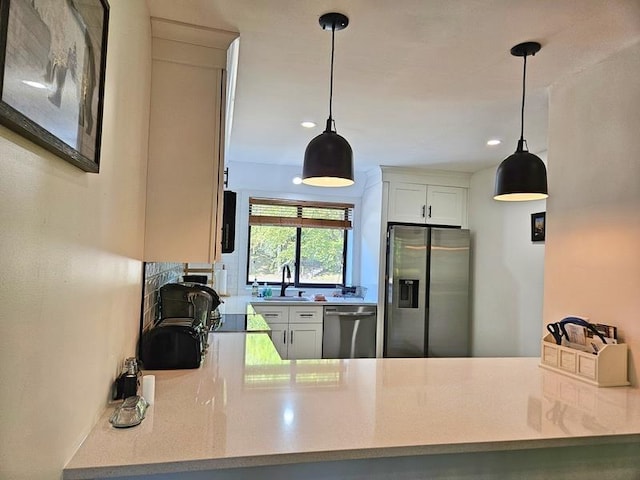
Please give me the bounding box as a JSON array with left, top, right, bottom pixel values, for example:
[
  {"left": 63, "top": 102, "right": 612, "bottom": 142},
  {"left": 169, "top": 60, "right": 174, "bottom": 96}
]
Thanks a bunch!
[{"left": 539, "top": 333, "right": 629, "bottom": 387}]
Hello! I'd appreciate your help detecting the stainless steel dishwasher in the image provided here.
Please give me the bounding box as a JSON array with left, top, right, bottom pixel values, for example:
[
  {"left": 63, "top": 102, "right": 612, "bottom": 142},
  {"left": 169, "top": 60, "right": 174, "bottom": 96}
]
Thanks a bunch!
[{"left": 322, "top": 305, "right": 377, "bottom": 358}]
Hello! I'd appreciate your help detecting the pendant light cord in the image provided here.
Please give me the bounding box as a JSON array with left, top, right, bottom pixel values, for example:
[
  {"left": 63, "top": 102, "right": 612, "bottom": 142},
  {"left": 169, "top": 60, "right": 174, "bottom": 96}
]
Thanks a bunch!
[
  {"left": 519, "top": 54, "right": 527, "bottom": 146},
  {"left": 327, "top": 21, "right": 336, "bottom": 132}
]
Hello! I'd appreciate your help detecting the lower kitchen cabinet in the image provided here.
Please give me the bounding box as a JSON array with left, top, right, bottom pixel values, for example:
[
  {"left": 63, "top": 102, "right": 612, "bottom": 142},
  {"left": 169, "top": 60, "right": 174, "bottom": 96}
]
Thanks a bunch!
[
  {"left": 252, "top": 304, "right": 323, "bottom": 360},
  {"left": 287, "top": 322, "right": 323, "bottom": 360},
  {"left": 252, "top": 305, "right": 288, "bottom": 323},
  {"left": 268, "top": 323, "right": 288, "bottom": 359}
]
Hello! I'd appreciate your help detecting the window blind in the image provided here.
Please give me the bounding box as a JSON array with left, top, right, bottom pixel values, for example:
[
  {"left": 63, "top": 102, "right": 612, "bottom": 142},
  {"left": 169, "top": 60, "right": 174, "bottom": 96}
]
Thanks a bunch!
[{"left": 249, "top": 197, "right": 353, "bottom": 229}]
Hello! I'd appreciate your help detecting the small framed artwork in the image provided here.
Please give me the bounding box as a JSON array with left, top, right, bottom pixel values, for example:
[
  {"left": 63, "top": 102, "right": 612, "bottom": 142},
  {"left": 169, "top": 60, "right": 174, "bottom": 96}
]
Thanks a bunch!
[
  {"left": 531, "top": 211, "right": 546, "bottom": 242},
  {"left": 0, "top": 0, "right": 110, "bottom": 172}
]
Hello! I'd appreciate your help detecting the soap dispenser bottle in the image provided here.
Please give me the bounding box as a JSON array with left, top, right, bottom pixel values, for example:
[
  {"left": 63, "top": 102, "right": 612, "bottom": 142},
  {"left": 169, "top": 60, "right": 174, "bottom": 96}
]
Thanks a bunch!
[
  {"left": 116, "top": 357, "right": 140, "bottom": 399},
  {"left": 251, "top": 278, "right": 259, "bottom": 296}
]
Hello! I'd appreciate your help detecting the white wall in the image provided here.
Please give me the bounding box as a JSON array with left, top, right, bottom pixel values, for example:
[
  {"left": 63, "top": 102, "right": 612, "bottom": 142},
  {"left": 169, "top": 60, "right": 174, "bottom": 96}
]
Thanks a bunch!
[
  {"left": 468, "top": 164, "right": 546, "bottom": 357},
  {"left": 0, "top": 2, "right": 152, "bottom": 478},
  {"left": 360, "top": 169, "right": 384, "bottom": 353},
  {"left": 360, "top": 169, "right": 383, "bottom": 298},
  {"left": 544, "top": 40, "right": 640, "bottom": 385}
]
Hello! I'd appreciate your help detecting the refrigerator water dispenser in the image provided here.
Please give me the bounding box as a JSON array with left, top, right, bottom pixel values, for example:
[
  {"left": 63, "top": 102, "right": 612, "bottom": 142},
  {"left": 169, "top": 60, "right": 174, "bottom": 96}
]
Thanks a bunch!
[{"left": 398, "top": 279, "right": 419, "bottom": 308}]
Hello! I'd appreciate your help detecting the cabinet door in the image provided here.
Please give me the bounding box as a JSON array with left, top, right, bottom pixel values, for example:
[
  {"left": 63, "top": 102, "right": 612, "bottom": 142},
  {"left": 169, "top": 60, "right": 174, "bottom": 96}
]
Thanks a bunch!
[
  {"left": 288, "top": 322, "right": 323, "bottom": 360},
  {"left": 268, "top": 325, "right": 289, "bottom": 359},
  {"left": 426, "top": 185, "right": 465, "bottom": 227},
  {"left": 388, "top": 183, "right": 428, "bottom": 224},
  {"left": 144, "top": 55, "right": 225, "bottom": 262},
  {"left": 252, "top": 304, "right": 290, "bottom": 358}
]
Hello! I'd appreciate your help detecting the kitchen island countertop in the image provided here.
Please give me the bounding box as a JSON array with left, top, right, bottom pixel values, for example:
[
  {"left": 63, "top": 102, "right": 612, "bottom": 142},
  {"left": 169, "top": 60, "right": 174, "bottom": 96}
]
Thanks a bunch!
[{"left": 63, "top": 309, "right": 640, "bottom": 479}]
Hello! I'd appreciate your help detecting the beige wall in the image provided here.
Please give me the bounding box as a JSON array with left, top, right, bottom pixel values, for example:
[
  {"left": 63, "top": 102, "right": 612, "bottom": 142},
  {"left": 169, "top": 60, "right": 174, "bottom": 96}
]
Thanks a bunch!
[
  {"left": 544, "top": 41, "right": 640, "bottom": 385},
  {"left": 0, "top": 2, "right": 151, "bottom": 479}
]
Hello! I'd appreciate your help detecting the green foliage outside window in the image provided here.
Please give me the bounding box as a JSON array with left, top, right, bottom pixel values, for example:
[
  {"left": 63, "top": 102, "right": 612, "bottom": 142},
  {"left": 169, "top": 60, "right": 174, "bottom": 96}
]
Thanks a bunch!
[
  {"left": 249, "top": 226, "right": 296, "bottom": 282},
  {"left": 248, "top": 226, "right": 345, "bottom": 285},
  {"left": 299, "top": 228, "right": 344, "bottom": 284}
]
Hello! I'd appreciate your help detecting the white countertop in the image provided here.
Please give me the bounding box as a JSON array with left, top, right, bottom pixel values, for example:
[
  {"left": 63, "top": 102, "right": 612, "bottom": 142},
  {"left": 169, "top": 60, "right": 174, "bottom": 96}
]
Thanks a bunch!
[
  {"left": 64, "top": 329, "right": 640, "bottom": 479},
  {"left": 219, "top": 295, "right": 377, "bottom": 313}
]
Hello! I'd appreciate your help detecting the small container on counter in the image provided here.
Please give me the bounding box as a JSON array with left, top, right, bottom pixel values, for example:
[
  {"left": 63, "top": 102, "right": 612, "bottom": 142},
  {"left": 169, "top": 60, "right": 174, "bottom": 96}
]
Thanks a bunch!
[
  {"left": 115, "top": 357, "right": 141, "bottom": 400},
  {"left": 142, "top": 375, "right": 155, "bottom": 405}
]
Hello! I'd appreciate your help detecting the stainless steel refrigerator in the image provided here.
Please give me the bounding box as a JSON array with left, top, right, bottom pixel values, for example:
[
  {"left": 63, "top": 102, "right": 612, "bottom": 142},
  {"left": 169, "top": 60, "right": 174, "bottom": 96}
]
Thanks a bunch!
[{"left": 384, "top": 224, "right": 470, "bottom": 357}]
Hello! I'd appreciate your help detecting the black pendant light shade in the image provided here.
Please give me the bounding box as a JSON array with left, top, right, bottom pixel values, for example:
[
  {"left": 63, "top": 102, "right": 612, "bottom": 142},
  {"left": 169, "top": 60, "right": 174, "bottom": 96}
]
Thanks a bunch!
[
  {"left": 303, "top": 119, "right": 354, "bottom": 187},
  {"left": 494, "top": 42, "right": 548, "bottom": 201},
  {"left": 302, "top": 12, "right": 354, "bottom": 187},
  {"left": 494, "top": 140, "right": 548, "bottom": 201}
]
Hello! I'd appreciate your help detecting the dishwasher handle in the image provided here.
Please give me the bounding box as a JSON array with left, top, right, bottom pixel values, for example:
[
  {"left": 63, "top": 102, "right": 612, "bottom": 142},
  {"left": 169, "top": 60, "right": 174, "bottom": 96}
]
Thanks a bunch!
[{"left": 325, "top": 311, "right": 376, "bottom": 317}]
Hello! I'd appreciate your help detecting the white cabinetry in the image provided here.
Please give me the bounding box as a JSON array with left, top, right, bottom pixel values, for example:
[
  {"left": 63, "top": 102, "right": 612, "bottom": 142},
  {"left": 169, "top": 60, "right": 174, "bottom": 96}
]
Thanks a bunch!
[
  {"left": 388, "top": 182, "right": 466, "bottom": 226},
  {"left": 252, "top": 305, "right": 288, "bottom": 323},
  {"left": 252, "top": 305, "right": 323, "bottom": 360},
  {"left": 268, "top": 323, "right": 289, "bottom": 359},
  {"left": 144, "top": 20, "right": 238, "bottom": 262},
  {"left": 287, "top": 322, "right": 323, "bottom": 360}
]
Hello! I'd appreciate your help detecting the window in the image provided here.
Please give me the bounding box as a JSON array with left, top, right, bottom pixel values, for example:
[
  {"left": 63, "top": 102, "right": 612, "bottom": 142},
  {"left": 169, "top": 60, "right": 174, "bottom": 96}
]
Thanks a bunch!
[{"left": 247, "top": 198, "right": 353, "bottom": 286}]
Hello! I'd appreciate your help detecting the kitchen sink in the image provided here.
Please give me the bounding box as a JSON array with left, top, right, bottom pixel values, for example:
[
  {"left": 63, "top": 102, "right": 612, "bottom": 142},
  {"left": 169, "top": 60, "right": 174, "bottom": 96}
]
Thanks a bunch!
[{"left": 263, "top": 296, "right": 310, "bottom": 301}]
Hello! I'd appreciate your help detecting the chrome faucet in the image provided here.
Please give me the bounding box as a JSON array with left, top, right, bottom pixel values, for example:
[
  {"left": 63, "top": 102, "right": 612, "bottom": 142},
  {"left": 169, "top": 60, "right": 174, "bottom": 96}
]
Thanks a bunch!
[{"left": 280, "top": 265, "right": 291, "bottom": 297}]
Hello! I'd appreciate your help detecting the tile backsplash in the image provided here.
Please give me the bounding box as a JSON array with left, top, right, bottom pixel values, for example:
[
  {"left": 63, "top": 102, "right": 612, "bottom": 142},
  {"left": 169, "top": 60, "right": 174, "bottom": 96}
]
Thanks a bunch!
[{"left": 141, "top": 262, "right": 184, "bottom": 331}]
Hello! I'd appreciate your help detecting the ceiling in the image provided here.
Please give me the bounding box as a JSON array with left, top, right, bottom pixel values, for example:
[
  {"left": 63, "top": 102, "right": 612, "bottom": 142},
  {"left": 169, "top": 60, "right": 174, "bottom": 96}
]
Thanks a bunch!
[{"left": 147, "top": 0, "right": 640, "bottom": 175}]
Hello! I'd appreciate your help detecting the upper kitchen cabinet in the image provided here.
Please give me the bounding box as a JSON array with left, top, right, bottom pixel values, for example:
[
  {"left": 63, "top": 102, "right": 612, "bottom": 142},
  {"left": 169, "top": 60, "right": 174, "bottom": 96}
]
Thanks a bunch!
[
  {"left": 383, "top": 168, "right": 470, "bottom": 227},
  {"left": 144, "top": 19, "right": 238, "bottom": 262},
  {"left": 388, "top": 183, "right": 466, "bottom": 226}
]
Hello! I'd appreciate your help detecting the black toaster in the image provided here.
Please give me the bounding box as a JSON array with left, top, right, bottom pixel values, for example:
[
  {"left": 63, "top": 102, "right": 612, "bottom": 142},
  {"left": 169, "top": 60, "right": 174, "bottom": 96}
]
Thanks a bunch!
[{"left": 140, "top": 321, "right": 202, "bottom": 369}]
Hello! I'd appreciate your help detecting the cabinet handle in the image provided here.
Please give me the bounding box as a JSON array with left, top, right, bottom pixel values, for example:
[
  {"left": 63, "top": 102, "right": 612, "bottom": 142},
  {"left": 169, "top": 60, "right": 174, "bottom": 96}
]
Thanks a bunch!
[
  {"left": 428, "top": 205, "right": 432, "bottom": 218},
  {"left": 299, "top": 313, "right": 313, "bottom": 317},
  {"left": 264, "top": 313, "right": 278, "bottom": 318},
  {"left": 421, "top": 205, "right": 426, "bottom": 218},
  {"left": 290, "top": 330, "right": 294, "bottom": 344},
  {"left": 283, "top": 331, "right": 286, "bottom": 344}
]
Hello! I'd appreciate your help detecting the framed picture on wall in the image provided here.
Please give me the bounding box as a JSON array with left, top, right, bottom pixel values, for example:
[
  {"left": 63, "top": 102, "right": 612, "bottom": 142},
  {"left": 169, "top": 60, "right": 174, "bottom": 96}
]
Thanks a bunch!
[
  {"left": 0, "top": 0, "right": 110, "bottom": 172},
  {"left": 531, "top": 211, "right": 546, "bottom": 242}
]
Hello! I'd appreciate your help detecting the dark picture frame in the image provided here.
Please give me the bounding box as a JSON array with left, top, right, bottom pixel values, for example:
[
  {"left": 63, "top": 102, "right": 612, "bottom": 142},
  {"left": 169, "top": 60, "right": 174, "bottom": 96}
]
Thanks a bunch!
[
  {"left": 0, "top": 0, "right": 109, "bottom": 172},
  {"left": 531, "top": 211, "right": 546, "bottom": 242}
]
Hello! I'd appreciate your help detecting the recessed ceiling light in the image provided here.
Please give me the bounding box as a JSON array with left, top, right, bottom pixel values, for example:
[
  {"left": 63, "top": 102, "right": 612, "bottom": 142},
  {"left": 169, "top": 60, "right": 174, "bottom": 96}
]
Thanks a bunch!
[
  {"left": 301, "top": 121, "right": 316, "bottom": 128},
  {"left": 487, "top": 139, "right": 501, "bottom": 146},
  {"left": 22, "top": 80, "right": 47, "bottom": 89},
  {"left": 292, "top": 176, "right": 303, "bottom": 184}
]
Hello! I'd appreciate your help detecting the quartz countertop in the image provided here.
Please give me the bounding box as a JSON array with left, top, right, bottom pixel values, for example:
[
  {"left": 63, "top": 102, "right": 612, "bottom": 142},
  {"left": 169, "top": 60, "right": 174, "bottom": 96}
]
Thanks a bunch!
[
  {"left": 63, "top": 327, "right": 640, "bottom": 479},
  {"left": 220, "top": 295, "right": 377, "bottom": 312}
]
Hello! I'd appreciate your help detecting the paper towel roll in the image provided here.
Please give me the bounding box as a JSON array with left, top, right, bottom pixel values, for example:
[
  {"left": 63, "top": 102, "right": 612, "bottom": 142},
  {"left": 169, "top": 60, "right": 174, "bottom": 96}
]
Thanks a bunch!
[
  {"left": 214, "top": 269, "right": 228, "bottom": 295},
  {"left": 142, "top": 375, "right": 155, "bottom": 405}
]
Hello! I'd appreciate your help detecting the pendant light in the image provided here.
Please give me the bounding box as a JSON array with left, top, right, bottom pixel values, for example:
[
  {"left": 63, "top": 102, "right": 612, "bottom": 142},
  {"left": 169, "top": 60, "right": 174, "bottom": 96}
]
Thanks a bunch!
[
  {"left": 302, "top": 12, "right": 354, "bottom": 187},
  {"left": 494, "top": 42, "right": 548, "bottom": 201}
]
